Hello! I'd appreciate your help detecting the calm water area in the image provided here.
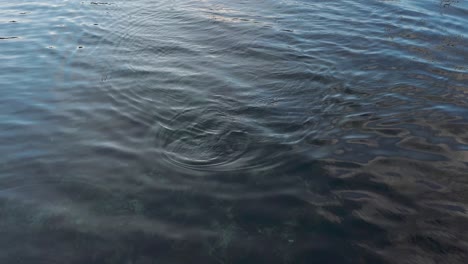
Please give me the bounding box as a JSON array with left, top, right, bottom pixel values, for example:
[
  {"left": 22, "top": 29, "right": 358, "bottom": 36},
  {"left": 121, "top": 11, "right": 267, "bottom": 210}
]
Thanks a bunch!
[{"left": 1, "top": 0, "right": 468, "bottom": 263}]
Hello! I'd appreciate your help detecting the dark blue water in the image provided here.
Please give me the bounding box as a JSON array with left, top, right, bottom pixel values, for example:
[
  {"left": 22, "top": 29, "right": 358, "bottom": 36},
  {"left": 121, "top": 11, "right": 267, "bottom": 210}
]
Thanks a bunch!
[{"left": 1, "top": 0, "right": 468, "bottom": 263}]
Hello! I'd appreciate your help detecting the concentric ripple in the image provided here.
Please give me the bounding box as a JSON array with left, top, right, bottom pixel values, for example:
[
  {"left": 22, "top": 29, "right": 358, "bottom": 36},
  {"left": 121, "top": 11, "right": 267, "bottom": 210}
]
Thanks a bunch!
[{"left": 152, "top": 106, "right": 264, "bottom": 172}]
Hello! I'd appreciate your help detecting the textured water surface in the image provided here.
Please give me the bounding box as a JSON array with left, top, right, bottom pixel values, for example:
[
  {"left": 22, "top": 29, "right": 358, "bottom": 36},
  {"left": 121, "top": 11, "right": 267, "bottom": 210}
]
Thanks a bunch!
[{"left": 1, "top": 0, "right": 468, "bottom": 263}]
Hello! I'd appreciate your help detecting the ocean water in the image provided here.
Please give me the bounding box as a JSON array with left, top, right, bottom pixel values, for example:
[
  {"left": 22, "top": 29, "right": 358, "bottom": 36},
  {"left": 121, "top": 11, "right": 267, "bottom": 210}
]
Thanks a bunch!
[{"left": 1, "top": 0, "right": 468, "bottom": 263}]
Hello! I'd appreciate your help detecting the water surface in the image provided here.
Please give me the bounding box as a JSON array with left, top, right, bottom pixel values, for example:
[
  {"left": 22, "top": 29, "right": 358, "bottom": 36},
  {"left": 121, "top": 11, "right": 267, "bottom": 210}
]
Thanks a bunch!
[{"left": 1, "top": 0, "right": 468, "bottom": 263}]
